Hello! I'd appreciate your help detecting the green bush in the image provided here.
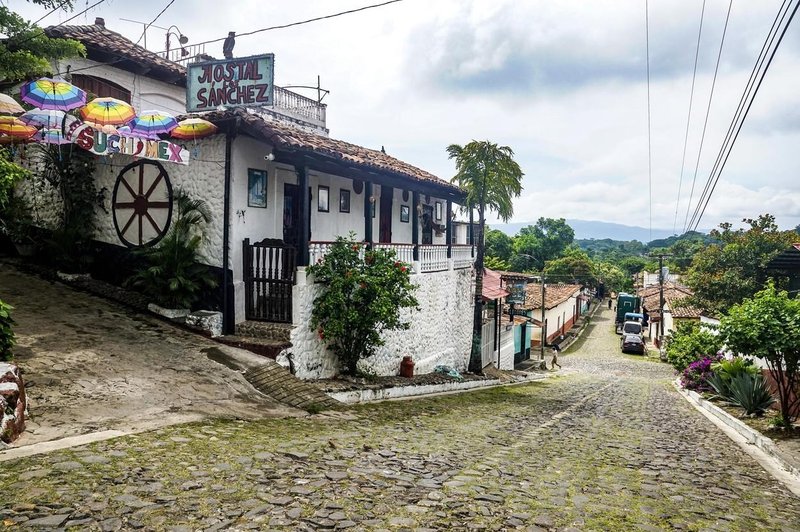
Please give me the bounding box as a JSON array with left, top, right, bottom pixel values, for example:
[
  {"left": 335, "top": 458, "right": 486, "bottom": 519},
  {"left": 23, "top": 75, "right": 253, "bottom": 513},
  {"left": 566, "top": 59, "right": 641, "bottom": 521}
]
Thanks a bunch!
[
  {"left": 0, "top": 299, "right": 15, "bottom": 362},
  {"left": 307, "top": 234, "right": 418, "bottom": 376},
  {"left": 726, "top": 372, "right": 775, "bottom": 416},
  {"left": 126, "top": 190, "right": 217, "bottom": 309},
  {"left": 664, "top": 321, "right": 723, "bottom": 372},
  {"left": 708, "top": 357, "right": 759, "bottom": 398}
]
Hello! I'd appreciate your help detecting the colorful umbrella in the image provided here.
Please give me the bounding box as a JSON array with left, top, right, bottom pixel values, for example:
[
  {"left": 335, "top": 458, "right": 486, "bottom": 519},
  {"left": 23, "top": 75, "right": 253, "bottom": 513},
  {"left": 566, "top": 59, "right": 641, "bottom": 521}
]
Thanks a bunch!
[
  {"left": 20, "top": 78, "right": 86, "bottom": 111},
  {"left": 170, "top": 117, "right": 218, "bottom": 140},
  {"left": 128, "top": 110, "right": 178, "bottom": 138},
  {"left": 19, "top": 109, "right": 66, "bottom": 129},
  {"left": 0, "top": 117, "right": 37, "bottom": 139},
  {"left": 33, "top": 128, "right": 72, "bottom": 145},
  {"left": 0, "top": 94, "right": 25, "bottom": 115},
  {"left": 80, "top": 97, "right": 136, "bottom": 126}
]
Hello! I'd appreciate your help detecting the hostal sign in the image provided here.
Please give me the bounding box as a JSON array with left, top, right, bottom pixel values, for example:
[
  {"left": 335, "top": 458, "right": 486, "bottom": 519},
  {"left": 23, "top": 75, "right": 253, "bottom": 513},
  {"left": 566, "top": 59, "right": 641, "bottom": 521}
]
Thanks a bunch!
[{"left": 186, "top": 54, "right": 275, "bottom": 113}]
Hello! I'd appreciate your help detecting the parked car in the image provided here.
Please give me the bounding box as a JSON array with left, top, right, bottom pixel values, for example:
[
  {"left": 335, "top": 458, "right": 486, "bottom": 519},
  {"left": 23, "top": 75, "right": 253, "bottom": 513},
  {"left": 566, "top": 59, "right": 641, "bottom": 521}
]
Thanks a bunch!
[
  {"left": 621, "top": 320, "right": 643, "bottom": 337},
  {"left": 621, "top": 334, "right": 645, "bottom": 355}
]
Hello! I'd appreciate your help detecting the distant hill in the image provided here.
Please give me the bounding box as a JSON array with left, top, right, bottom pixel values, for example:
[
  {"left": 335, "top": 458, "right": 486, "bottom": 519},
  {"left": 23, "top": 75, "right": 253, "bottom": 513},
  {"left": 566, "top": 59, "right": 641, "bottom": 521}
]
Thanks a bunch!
[{"left": 491, "top": 219, "right": 676, "bottom": 243}]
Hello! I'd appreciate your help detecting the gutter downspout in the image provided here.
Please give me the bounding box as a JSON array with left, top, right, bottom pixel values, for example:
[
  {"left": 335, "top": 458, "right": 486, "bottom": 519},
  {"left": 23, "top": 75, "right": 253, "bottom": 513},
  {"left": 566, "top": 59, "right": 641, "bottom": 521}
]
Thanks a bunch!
[{"left": 222, "top": 117, "right": 239, "bottom": 335}]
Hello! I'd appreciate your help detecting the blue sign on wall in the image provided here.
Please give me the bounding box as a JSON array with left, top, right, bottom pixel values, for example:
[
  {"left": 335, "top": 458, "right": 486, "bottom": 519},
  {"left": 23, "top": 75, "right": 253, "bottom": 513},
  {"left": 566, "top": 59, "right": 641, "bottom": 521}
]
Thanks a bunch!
[
  {"left": 507, "top": 280, "right": 527, "bottom": 305},
  {"left": 186, "top": 54, "right": 274, "bottom": 113}
]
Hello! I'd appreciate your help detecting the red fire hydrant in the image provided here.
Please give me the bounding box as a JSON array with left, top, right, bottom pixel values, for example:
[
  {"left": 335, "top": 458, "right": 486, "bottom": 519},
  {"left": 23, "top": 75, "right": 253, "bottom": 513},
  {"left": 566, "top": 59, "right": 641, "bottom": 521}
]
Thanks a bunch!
[{"left": 400, "top": 355, "right": 415, "bottom": 378}]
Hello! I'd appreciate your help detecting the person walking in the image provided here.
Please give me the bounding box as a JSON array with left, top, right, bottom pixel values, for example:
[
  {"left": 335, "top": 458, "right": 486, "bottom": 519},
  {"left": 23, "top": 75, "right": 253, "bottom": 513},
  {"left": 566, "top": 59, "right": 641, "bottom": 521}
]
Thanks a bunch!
[{"left": 550, "top": 343, "right": 562, "bottom": 370}]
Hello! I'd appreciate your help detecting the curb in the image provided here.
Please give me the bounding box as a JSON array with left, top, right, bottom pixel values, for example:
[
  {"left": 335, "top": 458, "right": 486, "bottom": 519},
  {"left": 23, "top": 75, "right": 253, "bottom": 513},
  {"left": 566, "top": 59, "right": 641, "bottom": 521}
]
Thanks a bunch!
[
  {"left": 327, "top": 372, "right": 550, "bottom": 404},
  {"left": 673, "top": 379, "right": 800, "bottom": 495}
]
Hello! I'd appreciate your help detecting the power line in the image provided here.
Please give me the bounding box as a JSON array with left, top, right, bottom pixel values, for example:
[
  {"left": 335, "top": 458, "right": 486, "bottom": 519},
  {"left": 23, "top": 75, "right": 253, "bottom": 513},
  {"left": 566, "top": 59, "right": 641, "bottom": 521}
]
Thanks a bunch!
[
  {"left": 682, "top": 0, "right": 732, "bottom": 234},
  {"left": 645, "top": 0, "right": 653, "bottom": 243},
  {"left": 673, "top": 0, "right": 706, "bottom": 235},
  {"left": 31, "top": 0, "right": 72, "bottom": 26},
  {"left": 688, "top": 0, "right": 799, "bottom": 232},
  {"left": 149, "top": 0, "right": 405, "bottom": 56},
  {"left": 134, "top": 0, "right": 175, "bottom": 47},
  {"left": 9, "top": 0, "right": 107, "bottom": 49}
]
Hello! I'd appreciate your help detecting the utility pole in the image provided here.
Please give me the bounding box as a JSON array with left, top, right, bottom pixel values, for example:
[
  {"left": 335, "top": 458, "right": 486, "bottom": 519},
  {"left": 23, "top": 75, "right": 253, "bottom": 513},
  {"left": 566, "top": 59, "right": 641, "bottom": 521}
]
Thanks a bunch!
[
  {"left": 541, "top": 276, "right": 546, "bottom": 361},
  {"left": 648, "top": 253, "right": 671, "bottom": 344}
]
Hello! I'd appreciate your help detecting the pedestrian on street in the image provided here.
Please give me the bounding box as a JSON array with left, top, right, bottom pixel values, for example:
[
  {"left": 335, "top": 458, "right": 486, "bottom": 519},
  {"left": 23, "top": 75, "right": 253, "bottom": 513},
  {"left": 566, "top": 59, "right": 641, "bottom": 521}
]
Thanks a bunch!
[
  {"left": 608, "top": 299, "right": 612, "bottom": 309},
  {"left": 550, "top": 343, "right": 562, "bottom": 370}
]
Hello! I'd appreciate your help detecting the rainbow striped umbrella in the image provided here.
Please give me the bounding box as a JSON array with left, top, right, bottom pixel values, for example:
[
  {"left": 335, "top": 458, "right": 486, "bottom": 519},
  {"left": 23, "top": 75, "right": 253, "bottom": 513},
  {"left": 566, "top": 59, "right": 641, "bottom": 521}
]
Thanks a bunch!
[
  {"left": 20, "top": 78, "right": 86, "bottom": 111},
  {"left": 80, "top": 97, "right": 136, "bottom": 126},
  {"left": 19, "top": 109, "right": 66, "bottom": 129},
  {"left": 0, "top": 134, "right": 33, "bottom": 145},
  {"left": 0, "top": 117, "right": 37, "bottom": 138},
  {"left": 33, "top": 128, "right": 72, "bottom": 145},
  {"left": 170, "top": 117, "right": 218, "bottom": 140},
  {"left": 128, "top": 110, "right": 178, "bottom": 138},
  {"left": 0, "top": 94, "right": 25, "bottom": 115}
]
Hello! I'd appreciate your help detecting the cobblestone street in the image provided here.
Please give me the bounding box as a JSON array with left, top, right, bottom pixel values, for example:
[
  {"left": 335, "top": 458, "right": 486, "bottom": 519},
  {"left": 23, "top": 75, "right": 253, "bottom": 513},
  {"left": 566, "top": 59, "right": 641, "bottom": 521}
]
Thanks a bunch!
[{"left": 2, "top": 306, "right": 800, "bottom": 530}]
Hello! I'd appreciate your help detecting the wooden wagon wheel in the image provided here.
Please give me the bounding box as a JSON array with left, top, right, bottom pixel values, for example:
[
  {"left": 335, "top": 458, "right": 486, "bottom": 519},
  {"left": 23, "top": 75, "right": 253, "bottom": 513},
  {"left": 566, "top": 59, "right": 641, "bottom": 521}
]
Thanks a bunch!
[{"left": 112, "top": 160, "right": 173, "bottom": 247}]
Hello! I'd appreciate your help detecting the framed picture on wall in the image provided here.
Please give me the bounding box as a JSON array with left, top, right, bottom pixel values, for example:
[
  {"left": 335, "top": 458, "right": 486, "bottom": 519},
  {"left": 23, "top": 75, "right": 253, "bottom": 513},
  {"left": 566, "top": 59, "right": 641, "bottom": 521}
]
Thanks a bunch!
[
  {"left": 435, "top": 201, "right": 442, "bottom": 221},
  {"left": 318, "top": 185, "right": 330, "bottom": 212},
  {"left": 339, "top": 189, "right": 351, "bottom": 213},
  {"left": 400, "top": 205, "right": 410, "bottom": 223},
  {"left": 247, "top": 169, "right": 267, "bottom": 208}
]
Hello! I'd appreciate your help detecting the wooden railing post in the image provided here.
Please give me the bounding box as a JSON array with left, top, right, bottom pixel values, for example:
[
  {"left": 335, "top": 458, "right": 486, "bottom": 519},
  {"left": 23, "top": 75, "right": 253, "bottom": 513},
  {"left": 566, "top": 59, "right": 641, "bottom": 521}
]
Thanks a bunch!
[
  {"left": 297, "top": 166, "right": 310, "bottom": 266},
  {"left": 446, "top": 200, "right": 452, "bottom": 258}
]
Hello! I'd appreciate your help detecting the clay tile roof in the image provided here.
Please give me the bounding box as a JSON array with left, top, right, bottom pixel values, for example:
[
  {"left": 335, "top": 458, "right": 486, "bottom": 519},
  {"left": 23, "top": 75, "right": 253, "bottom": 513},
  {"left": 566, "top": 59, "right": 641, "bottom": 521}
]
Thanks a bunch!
[
  {"left": 45, "top": 24, "right": 186, "bottom": 84},
  {"left": 482, "top": 268, "right": 510, "bottom": 301},
  {"left": 199, "top": 108, "right": 464, "bottom": 196},
  {"left": 517, "top": 282, "right": 582, "bottom": 311},
  {"left": 639, "top": 283, "right": 707, "bottom": 318}
]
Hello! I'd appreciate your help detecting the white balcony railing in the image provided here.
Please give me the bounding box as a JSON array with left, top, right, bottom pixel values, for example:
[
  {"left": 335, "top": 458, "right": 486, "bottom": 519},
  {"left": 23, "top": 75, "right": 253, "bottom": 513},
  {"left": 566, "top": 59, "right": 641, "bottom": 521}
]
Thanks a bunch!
[
  {"left": 419, "top": 245, "right": 449, "bottom": 273},
  {"left": 451, "top": 245, "right": 475, "bottom": 269},
  {"left": 374, "top": 243, "right": 414, "bottom": 265}
]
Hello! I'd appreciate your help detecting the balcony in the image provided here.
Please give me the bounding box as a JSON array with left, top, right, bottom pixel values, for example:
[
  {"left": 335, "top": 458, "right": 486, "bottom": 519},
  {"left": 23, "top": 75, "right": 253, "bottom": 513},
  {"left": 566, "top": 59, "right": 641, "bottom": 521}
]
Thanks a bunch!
[{"left": 309, "top": 242, "right": 474, "bottom": 274}]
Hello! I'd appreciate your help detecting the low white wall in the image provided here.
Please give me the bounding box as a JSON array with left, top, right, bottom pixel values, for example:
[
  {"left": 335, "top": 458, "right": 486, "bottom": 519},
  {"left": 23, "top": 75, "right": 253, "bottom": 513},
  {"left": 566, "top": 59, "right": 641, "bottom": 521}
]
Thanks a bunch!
[
  {"left": 289, "top": 266, "right": 474, "bottom": 379},
  {"left": 498, "top": 322, "right": 515, "bottom": 370}
]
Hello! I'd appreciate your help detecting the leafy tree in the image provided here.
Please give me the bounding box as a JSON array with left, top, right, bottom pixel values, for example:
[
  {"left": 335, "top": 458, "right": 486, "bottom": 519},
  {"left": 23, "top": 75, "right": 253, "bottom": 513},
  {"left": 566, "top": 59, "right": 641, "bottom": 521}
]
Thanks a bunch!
[
  {"left": 484, "top": 255, "right": 510, "bottom": 272},
  {"left": 485, "top": 228, "right": 513, "bottom": 262},
  {"left": 0, "top": 149, "right": 29, "bottom": 210},
  {"left": 307, "top": 235, "right": 419, "bottom": 376},
  {"left": 1, "top": 1, "right": 85, "bottom": 80},
  {"left": 664, "top": 321, "right": 723, "bottom": 372},
  {"left": 511, "top": 217, "right": 574, "bottom": 272},
  {"left": 448, "top": 141, "right": 523, "bottom": 373},
  {"left": 596, "top": 261, "right": 630, "bottom": 293},
  {"left": 0, "top": 299, "right": 15, "bottom": 362},
  {"left": 543, "top": 248, "right": 597, "bottom": 286},
  {"left": 685, "top": 215, "right": 795, "bottom": 315},
  {"left": 721, "top": 282, "right": 800, "bottom": 425},
  {"left": 618, "top": 256, "right": 651, "bottom": 277},
  {"left": 126, "top": 191, "right": 218, "bottom": 309}
]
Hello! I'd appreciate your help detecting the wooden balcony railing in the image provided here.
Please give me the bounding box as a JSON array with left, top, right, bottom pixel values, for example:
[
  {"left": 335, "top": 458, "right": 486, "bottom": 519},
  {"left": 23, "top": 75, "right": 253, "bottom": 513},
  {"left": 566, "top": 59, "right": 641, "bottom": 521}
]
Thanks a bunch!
[{"left": 308, "top": 242, "right": 473, "bottom": 273}]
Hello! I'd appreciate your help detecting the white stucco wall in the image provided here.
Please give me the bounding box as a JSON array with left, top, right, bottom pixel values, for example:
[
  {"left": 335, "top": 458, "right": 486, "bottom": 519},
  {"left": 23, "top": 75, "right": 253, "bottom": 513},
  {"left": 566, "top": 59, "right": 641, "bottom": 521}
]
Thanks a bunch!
[
  {"left": 498, "top": 322, "right": 515, "bottom": 370},
  {"left": 288, "top": 266, "right": 474, "bottom": 379},
  {"left": 54, "top": 57, "right": 186, "bottom": 115}
]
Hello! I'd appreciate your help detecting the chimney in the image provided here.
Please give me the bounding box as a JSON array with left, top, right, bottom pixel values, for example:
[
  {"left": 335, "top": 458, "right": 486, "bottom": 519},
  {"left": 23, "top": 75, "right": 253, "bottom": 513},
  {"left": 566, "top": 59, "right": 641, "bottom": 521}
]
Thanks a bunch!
[{"left": 95, "top": 17, "right": 105, "bottom": 27}]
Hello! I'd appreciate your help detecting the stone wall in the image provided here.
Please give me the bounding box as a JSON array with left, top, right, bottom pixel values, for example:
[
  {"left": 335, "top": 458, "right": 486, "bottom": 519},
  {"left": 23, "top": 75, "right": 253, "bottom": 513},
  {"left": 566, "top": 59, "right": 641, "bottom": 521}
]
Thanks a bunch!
[{"left": 288, "top": 266, "right": 474, "bottom": 380}]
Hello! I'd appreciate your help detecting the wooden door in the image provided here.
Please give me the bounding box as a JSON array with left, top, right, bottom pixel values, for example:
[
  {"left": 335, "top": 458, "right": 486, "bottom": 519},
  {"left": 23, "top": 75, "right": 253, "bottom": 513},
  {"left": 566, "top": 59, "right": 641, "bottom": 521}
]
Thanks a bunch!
[
  {"left": 283, "top": 184, "right": 299, "bottom": 246},
  {"left": 379, "top": 186, "right": 393, "bottom": 243},
  {"left": 421, "top": 204, "right": 433, "bottom": 245}
]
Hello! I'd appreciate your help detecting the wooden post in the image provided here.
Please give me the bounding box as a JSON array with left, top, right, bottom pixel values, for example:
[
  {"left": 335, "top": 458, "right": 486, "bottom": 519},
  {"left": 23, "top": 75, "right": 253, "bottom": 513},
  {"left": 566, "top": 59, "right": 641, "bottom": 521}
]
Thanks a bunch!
[
  {"left": 446, "top": 200, "right": 452, "bottom": 258},
  {"left": 297, "top": 166, "right": 310, "bottom": 266},
  {"left": 364, "top": 181, "right": 373, "bottom": 247},
  {"left": 412, "top": 191, "right": 419, "bottom": 261}
]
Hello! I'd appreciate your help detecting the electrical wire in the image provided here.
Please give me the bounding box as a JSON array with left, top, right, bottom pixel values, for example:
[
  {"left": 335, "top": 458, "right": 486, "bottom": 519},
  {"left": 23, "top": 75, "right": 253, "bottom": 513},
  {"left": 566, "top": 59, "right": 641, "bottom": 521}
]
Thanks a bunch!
[
  {"left": 673, "top": 0, "right": 706, "bottom": 235},
  {"left": 9, "top": 0, "right": 107, "bottom": 48},
  {"left": 688, "top": 0, "right": 800, "bottom": 232},
  {"left": 134, "top": 0, "right": 175, "bottom": 46},
  {"left": 645, "top": 0, "right": 653, "bottom": 243},
  {"left": 31, "top": 0, "right": 72, "bottom": 26},
  {"left": 149, "top": 0, "right": 404, "bottom": 56},
  {"left": 682, "top": 0, "right": 732, "bottom": 234},
  {"left": 686, "top": 0, "right": 791, "bottom": 231}
]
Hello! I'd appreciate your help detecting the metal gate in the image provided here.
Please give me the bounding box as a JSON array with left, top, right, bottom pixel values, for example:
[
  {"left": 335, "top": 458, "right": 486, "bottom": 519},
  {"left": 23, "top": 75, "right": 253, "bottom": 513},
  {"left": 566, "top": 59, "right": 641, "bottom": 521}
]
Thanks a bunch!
[{"left": 243, "top": 238, "right": 296, "bottom": 323}]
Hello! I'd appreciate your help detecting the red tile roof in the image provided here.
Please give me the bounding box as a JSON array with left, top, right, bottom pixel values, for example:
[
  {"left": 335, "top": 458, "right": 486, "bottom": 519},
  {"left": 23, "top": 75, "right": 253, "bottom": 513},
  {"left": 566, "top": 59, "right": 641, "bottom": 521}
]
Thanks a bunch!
[
  {"left": 638, "top": 283, "right": 707, "bottom": 319},
  {"left": 200, "top": 108, "right": 464, "bottom": 196},
  {"left": 482, "top": 268, "right": 510, "bottom": 301},
  {"left": 45, "top": 23, "right": 186, "bottom": 84},
  {"left": 517, "top": 283, "right": 582, "bottom": 311}
]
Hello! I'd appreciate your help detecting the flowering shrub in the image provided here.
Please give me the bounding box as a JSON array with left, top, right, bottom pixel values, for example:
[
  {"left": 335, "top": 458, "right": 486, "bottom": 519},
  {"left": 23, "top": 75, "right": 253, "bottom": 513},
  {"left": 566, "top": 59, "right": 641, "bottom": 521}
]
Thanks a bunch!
[
  {"left": 680, "top": 353, "right": 723, "bottom": 392},
  {"left": 307, "top": 234, "right": 418, "bottom": 375}
]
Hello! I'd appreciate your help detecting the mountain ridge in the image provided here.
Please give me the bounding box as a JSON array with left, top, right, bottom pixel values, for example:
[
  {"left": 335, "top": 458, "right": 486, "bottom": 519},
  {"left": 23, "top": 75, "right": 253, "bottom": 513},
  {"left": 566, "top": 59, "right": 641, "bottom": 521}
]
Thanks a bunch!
[{"left": 489, "top": 219, "right": 678, "bottom": 243}]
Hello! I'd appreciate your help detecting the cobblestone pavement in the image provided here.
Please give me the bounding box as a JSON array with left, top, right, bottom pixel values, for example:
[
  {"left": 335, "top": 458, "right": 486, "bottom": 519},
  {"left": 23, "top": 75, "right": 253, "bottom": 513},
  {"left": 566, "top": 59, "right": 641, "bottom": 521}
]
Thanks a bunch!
[
  {"left": 2, "top": 305, "right": 800, "bottom": 530},
  {"left": 0, "top": 268, "right": 293, "bottom": 446}
]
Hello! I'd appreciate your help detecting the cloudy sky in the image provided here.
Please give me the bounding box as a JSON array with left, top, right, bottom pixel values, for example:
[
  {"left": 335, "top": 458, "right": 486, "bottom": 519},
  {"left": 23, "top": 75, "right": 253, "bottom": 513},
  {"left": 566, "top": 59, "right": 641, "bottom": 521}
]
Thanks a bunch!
[{"left": 16, "top": 0, "right": 800, "bottom": 233}]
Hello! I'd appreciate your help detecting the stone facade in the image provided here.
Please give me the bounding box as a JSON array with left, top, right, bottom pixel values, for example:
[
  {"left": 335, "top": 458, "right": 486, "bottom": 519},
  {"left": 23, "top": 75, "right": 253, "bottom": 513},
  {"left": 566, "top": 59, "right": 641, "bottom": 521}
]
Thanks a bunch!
[{"left": 288, "top": 266, "right": 474, "bottom": 380}]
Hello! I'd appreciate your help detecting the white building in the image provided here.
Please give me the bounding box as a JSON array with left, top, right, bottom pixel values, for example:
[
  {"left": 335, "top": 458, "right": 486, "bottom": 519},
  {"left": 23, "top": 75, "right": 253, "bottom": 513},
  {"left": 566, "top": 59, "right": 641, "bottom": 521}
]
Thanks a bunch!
[{"left": 14, "top": 20, "right": 477, "bottom": 379}]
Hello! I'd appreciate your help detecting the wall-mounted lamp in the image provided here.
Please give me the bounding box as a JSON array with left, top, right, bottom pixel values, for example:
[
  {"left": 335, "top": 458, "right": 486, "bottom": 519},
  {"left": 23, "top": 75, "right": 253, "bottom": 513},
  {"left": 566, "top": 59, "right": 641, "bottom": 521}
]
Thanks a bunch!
[
  {"left": 165, "top": 25, "right": 189, "bottom": 58},
  {"left": 368, "top": 195, "right": 376, "bottom": 204},
  {"left": 416, "top": 203, "right": 423, "bottom": 214},
  {"left": 264, "top": 151, "right": 275, "bottom": 161}
]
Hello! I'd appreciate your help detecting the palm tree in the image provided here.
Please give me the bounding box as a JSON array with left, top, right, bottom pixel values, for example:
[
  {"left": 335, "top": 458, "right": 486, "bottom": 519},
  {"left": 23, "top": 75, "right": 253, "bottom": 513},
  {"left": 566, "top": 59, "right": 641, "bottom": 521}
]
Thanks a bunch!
[{"left": 448, "top": 141, "right": 523, "bottom": 373}]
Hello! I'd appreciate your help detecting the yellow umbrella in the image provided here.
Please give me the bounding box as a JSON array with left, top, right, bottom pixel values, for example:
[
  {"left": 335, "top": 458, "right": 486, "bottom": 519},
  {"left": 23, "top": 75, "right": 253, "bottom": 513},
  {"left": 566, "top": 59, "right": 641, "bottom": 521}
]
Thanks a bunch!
[
  {"left": 0, "top": 117, "right": 37, "bottom": 138},
  {"left": 80, "top": 97, "right": 136, "bottom": 126}
]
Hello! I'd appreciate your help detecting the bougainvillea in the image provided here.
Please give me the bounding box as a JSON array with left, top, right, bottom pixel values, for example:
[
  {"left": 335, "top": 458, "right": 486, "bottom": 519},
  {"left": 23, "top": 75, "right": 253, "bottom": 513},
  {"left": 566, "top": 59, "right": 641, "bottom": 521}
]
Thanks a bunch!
[
  {"left": 308, "top": 234, "right": 418, "bottom": 375},
  {"left": 680, "top": 353, "right": 724, "bottom": 392}
]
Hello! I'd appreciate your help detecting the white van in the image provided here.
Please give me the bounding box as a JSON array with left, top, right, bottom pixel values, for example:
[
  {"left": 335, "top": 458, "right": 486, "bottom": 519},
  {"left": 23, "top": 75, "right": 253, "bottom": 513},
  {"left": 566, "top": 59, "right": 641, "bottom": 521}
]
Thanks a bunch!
[{"left": 622, "top": 321, "right": 643, "bottom": 337}]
